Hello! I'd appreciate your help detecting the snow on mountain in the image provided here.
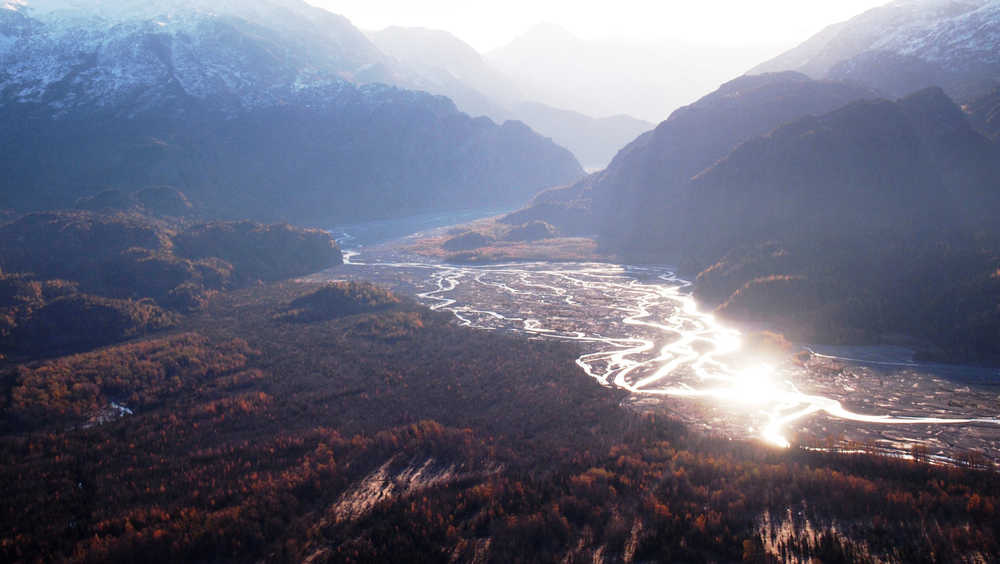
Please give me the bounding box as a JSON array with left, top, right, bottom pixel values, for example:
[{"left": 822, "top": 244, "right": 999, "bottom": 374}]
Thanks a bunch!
[
  {"left": 750, "top": 0, "right": 1000, "bottom": 101},
  {"left": 0, "top": 0, "right": 393, "bottom": 112},
  {"left": 871, "top": 0, "right": 1000, "bottom": 67}
]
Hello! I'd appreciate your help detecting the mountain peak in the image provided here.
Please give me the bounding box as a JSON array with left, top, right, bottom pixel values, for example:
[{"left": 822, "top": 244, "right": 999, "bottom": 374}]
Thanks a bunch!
[{"left": 900, "top": 85, "right": 963, "bottom": 115}]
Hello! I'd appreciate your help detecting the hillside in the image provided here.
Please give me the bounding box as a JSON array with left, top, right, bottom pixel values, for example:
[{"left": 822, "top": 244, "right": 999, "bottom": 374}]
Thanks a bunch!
[
  {"left": 966, "top": 87, "right": 1000, "bottom": 138},
  {"left": 511, "top": 72, "right": 879, "bottom": 246},
  {"left": 512, "top": 102, "right": 653, "bottom": 170},
  {"left": 368, "top": 25, "right": 518, "bottom": 121},
  {"left": 511, "top": 72, "right": 1000, "bottom": 361},
  {"left": 750, "top": 0, "right": 1000, "bottom": 103},
  {"left": 675, "top": 88, "right": 999, "bottom": 262},
  {"left": 0, "top": 206, "right": 342, "bottom": 357},
  {"left": 0, "top": 1, "right": 583, "bottom": 223},
  {"left": 687, "top": 88, "right": 1000, "bottom": 359}
]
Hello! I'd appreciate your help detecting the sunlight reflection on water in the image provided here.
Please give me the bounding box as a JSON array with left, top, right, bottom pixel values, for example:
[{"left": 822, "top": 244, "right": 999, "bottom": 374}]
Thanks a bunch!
[{"left": 319, "top": 242, "right": 1000, "bottom": 462}]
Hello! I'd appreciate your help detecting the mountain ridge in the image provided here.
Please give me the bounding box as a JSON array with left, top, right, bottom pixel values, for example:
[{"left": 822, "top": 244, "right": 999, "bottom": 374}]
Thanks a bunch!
[
  {"left": 0, "top": 0, "right": 584, "bottom": 223},
  {"left": 750, "top": 0, "right": 1000, "bottom": 103},
  {"left": 368, "top": 24, "right": 654, "bottom": 169}
]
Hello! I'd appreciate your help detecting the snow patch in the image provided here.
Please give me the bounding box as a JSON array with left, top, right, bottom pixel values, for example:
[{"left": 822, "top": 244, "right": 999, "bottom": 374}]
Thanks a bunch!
[{"left": 870, "top": 0, "right": 1000, "bottom": 66}]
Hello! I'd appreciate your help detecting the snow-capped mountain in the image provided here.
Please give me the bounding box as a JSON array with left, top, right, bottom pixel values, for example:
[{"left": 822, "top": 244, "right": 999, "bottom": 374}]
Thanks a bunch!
[
  {"left": 0, "top": 0, "right": 583, "bottom": 223},
  {"left": 750, "top": 0, "right": 1000, "bottom": 102},
  {"left": 0, "top": 0, "right": 396, "bottom": 112}
]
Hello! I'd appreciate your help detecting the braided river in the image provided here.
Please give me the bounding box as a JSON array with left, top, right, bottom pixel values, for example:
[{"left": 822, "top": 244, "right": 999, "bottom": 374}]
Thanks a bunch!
[{"left": 315, "top": 216, "right": 1000, "bottom": 465}]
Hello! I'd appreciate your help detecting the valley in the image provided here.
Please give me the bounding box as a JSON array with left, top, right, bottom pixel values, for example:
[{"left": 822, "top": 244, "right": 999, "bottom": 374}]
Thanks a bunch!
[
  {"left": 3, "top": 0, "right": 1000, "bottom": 561},
  {"left": 314, "top": 219, "right": 1000, "bottom": 465}
]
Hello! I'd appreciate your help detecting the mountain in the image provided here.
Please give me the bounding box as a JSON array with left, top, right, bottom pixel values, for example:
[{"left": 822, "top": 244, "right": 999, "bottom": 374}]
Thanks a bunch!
[
  {"left": 750, "top": 0, "right": 1000, "bottom": 103},
  {"left": 508, "top": 71, "right": 1000, "bottom": 359},
  {"left": 0, "top": 0, "right": 583, "bottom": 223},
  {"left": 680, "top": 87, "right": 999, "bottom": 263},
  {"left": 690, "top": 88, "right": 1000, "bottom": 358},
  {"left": 489, "top": 22, "right": 788, "bottom": 123},
  {"left": 511, "top": 102, "right": 652, "bottom": 170},
  {"left": 514, "top": 73, "right": 878, "bottom": 245},
  {"left": 369, "top": 25, "right": 653, "bottom": 169},
  {"left": 966, "top": 87, "right": 1000, "bottom": 138},
  {"left": 368, "top": 26, "right": 518, "bottom": 121}
]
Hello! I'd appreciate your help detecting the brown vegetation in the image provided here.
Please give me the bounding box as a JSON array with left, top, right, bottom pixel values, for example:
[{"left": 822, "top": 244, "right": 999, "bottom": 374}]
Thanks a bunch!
[
  {"left": 1, "top": 280, "right": 999, "bottom": 562},
  {"left": 275, "top": 281, "right": 402, "bottom": 322}
]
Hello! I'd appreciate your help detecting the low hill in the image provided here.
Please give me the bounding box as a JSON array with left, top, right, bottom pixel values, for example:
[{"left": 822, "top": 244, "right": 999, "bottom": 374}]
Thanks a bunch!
[{"left": 0, "top": 207, "right": 342, "bottom": 356}]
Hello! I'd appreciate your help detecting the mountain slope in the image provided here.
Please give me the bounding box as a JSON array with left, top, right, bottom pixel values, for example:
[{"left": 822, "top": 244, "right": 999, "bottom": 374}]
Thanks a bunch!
[
  {"left": 508, "top": 72, "right": 1000, "bottom": 359},
  {"left": 511, "top": 102, "right": 652, "bottom": 170},
  {"left": 0, "top": 1, "right": 583, "bottom": 222},
  {"left": 553, "top": 73, "right": 880, "bottom": 249},
  {"left": 369, "top": 25, "right": 653, "bottom": 170},
  {"left": 966, "top": 87, "right": 1000, "bottom": 138},
  {"left": 679, "top": 88, "right": 997, "bottom": 262},
  {"left": 368, "top": 26, "right": 517, "bottom": 121},
  {"left": 750, "top": 0, "right": 1000, "bottom": 102},
  {"left": 678, "top": 89, "right": 1000, "bottom": 358}
]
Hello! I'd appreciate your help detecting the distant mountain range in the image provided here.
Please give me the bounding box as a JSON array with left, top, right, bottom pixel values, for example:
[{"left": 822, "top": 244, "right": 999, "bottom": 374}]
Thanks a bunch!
[
  {"left": 368, "top": 25, "right": 655, "bottom": 170},
  {"left": 0, "top": 0, "right": 583, "bottom": 222},
  {"left": 750, "top": 0, "right": 1000, "bottom": 104},
  {"left": 368, "top": 26, "right": 519, "bottom": 121},
  {"left": 488, "top": 22, "right": 784, "bottom": 124}
]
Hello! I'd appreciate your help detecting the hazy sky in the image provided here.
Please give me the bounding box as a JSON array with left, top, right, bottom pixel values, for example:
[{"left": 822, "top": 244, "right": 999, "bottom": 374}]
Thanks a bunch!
[{"left": 307, "top": 0, "right": 891, "bottom": 52}]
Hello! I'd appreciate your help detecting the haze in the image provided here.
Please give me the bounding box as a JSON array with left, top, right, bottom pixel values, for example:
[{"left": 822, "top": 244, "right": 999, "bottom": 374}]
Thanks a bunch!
[
  {"left": 308, "top": 0, "right": 893, "bottom": 124},
  {"left": 308, "top": 0, "right": 891, "bottom": 52}
]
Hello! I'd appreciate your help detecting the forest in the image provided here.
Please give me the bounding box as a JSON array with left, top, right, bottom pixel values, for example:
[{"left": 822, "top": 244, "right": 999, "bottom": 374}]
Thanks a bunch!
[
  {"left": 0, "top": 207, "right": 341, "bottom": 357},
  {"left": 2, "top": 278, "right": 998, "bottom": 562}
]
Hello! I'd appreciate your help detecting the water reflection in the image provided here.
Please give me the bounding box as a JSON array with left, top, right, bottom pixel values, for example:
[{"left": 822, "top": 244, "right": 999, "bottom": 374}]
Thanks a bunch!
[{"left": 319, "top": 246, "right": 1000, "bottom": 463}]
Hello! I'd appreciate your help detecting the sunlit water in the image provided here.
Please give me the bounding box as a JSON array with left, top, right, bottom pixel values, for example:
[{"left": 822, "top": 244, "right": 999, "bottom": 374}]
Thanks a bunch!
[{"left": 312, "top": 221, "right": 1000, "bottom": 464}]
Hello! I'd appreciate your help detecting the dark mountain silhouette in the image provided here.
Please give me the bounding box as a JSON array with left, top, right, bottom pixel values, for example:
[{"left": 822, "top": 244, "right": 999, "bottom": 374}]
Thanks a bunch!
[
  {"left": 368, "top": 26, "right": 519, "bottom": 121},
  {"left": 683, "top": 89, "right": 1000, "bottom": 359},
  {"left": 966, "top": 87, "right": 1000, "bottom": 139},
  {"left": 512, "top": 71, "right": 1000, "bottom": 360},
  {"left": 512, "top": 73, "right": 879, "bottom": 246},
  {"left": 677, "top": 87, "right": 1000, "bottom": 262}
]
